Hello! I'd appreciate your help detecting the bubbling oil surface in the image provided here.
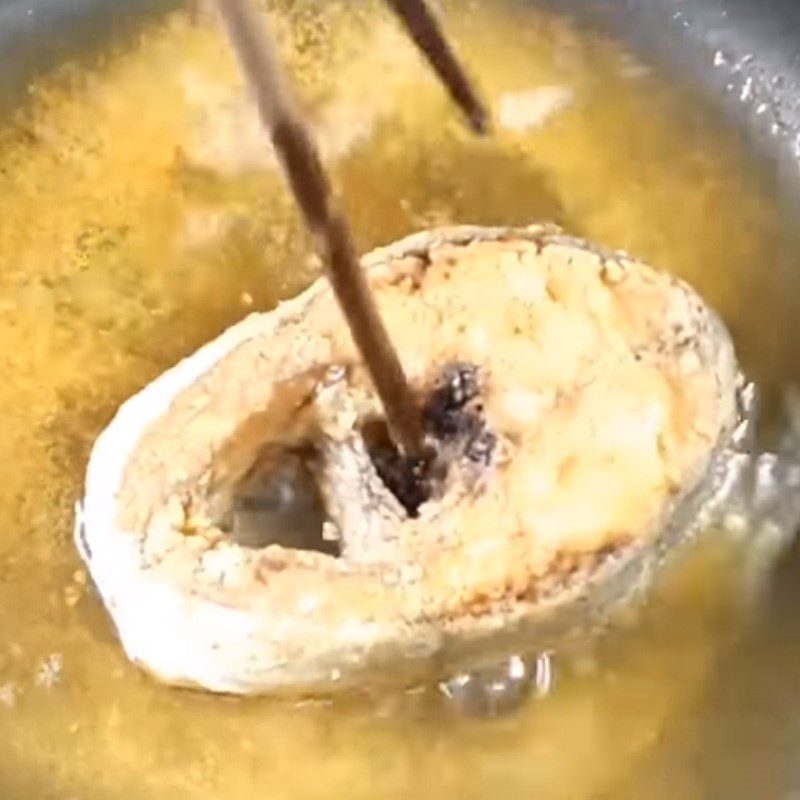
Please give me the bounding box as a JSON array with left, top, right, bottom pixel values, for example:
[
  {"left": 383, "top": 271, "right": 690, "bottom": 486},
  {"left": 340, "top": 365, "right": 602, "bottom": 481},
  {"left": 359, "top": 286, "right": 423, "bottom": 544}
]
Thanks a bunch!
[{"left": 0, "top": 2, "right": 799, "bottom": 798}]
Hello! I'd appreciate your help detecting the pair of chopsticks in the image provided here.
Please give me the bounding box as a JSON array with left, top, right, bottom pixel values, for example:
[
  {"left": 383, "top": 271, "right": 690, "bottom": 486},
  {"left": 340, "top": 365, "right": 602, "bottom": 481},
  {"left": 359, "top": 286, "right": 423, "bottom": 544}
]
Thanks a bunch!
[{"left": 214, "top": 0, "right": 489, "bottom": 460}]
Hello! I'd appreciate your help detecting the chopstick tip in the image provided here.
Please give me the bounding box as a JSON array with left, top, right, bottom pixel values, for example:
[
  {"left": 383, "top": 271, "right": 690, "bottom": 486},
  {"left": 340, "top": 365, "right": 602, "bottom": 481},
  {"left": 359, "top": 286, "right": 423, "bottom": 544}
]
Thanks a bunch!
[{"left": 468, "top": 105, "right": 491, "bottom": 136}]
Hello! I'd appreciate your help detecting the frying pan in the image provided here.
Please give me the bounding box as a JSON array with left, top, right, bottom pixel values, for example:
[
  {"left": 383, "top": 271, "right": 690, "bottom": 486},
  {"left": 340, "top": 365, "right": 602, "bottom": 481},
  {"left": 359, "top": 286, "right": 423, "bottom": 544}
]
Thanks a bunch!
[{"left": 1, "top": 0, "right": 799, "bottom": 796}]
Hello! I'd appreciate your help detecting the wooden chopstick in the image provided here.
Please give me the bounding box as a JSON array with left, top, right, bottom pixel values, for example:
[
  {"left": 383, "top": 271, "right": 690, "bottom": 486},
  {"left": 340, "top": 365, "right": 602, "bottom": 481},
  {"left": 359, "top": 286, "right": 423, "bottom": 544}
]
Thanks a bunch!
[
  {"left": 214, "top": 0, "right": 428, "bottom": 459},
  {"left": 383, "top": 0, "right": 489, "bottom": 134}
]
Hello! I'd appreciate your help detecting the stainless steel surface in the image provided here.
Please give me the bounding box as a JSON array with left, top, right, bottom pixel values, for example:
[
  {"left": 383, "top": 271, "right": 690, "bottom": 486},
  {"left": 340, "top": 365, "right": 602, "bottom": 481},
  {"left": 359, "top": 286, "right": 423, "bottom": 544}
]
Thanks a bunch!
[
  {"left": 0, "top": 0, "right": 179, "bottom": 110},
  {"left": 556, "top": 0, "right": 800, "bottom": 200}
]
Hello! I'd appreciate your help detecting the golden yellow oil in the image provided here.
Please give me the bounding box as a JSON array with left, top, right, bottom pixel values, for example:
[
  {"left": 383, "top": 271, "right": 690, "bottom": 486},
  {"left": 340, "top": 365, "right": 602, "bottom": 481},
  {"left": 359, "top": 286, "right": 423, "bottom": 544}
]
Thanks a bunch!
[{"left": 0, "top": 2, "right": 798, "bottom": 798}]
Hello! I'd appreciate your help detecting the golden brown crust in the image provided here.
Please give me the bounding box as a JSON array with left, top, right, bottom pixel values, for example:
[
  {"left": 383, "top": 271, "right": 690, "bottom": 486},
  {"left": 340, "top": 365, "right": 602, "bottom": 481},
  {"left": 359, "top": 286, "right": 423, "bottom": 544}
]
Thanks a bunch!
[{"left": 80, "top": 225, "right": 739, "bottom": 693}]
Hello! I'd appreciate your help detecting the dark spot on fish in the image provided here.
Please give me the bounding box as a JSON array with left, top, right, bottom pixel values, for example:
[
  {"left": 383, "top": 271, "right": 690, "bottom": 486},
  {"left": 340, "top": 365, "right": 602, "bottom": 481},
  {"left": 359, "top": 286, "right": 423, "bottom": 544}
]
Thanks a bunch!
[{"left": 365, "top": 362, "right": 497, "bottom": 516}]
